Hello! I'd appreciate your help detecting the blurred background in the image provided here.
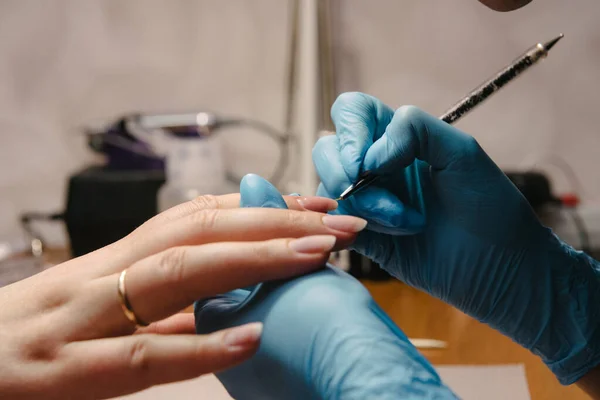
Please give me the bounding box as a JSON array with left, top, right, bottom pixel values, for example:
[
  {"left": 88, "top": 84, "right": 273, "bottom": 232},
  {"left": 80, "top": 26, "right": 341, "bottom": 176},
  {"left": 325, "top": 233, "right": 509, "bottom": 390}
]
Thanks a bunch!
[
  {"left": 2, "top": 0, "right": 600, "bottom": 250},
  {"left": 1, "top": 1, "right": 599, "bottom": 398}
]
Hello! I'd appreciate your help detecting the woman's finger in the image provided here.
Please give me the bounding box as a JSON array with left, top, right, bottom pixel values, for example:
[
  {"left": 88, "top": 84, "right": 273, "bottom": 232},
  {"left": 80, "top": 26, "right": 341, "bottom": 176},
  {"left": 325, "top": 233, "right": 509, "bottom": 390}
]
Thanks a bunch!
[
  {"left": 107, "top": 208, "right": 365, "bottom": 274},
  {"left": 78, "top": 235, "right": 337, "bottom": 337},
  {"left": 143, "top": 193, "right": 338, "bottom": 229},
  {"left": 59, "top": 323, "right": 262, "bottom": 399}
]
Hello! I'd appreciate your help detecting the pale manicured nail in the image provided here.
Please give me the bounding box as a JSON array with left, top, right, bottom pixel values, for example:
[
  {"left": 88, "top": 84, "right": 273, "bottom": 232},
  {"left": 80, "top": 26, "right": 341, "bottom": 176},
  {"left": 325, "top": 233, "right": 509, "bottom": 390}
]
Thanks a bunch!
[
  {"left": 296, "top": 196, "right": 338, "bottom": 211},
  {"left": 289, "top": 235, "right": 337, "bottom": 254},
  {"left": 322, "top": 215, "right": 367, "bottom": 233},
  {"left": 223, "top": 322, "right": 263, "bottom": 351}
]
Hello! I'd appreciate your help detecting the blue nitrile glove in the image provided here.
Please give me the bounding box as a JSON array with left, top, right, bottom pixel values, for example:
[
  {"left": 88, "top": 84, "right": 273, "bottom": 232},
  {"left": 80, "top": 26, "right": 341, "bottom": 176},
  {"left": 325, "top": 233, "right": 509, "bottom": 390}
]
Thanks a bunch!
[
  {"left": 313, "top": 92, "right": 600, "bottom": 385},
  {"left": 194, "top": 174, "right": 456, "bottom": 400}
]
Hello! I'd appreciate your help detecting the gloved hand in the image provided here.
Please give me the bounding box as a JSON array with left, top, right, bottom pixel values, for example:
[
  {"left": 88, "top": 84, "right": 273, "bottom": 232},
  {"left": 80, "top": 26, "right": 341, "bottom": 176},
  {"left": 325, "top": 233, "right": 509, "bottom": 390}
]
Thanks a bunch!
[
  {"left": 313, "top": 92, "right": 600, "bottom": 385},
  {"left": 195, "top": 174, "right": 456, "bottom": 400}
]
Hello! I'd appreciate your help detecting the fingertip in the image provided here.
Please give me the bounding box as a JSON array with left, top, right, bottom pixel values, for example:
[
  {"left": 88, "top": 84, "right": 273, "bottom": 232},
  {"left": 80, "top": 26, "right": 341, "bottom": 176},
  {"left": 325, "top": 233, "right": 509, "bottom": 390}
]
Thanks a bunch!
[
  {"left": 363, "top": 108, "right": 422, "bottom": 173},
  {"left": 313, "top": 137, "right": 355, "bottom": 197},
  {"left": 312, "top": 134, "right": 338, "bottom": 165},
  {"left": 331, "top": 91, "right": 364, "bottom": 121},
  {"left": 296, "top": 196, "right": 338, "bottom": 212},
  {"left": 289, "top": 234, "right": 337, "bottom": 254},
  {"left": 222, "top": 322, "right": 263, "bottom": 353},
  {"left": 340, "top": 144, "right": 363, "bottom": 179},
  {"left": 192, "top": 324, "right": 262, "bottom": 372}
]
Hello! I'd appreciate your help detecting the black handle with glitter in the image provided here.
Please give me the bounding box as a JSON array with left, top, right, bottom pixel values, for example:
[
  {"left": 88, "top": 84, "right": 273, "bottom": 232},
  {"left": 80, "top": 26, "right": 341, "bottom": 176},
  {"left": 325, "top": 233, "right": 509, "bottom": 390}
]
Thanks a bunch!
[{"left": 337, "top": 34, "right": 564, "bottom": 201}]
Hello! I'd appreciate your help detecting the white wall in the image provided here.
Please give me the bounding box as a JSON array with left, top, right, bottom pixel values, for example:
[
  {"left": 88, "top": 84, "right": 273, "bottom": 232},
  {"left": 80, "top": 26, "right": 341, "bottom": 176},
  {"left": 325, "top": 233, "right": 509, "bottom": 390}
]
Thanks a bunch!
[{"left": 1, "top": 0, "right": 599, "bottom": 245}]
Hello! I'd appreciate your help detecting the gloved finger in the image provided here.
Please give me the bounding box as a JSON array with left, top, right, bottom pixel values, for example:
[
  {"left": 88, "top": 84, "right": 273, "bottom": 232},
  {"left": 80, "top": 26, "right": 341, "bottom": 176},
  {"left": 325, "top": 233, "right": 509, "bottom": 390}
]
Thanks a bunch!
[
  {"left": 313, "top": 135, "right": 353, "bottom": 198},
  {"left": 314, "top": 138, "right": 424, "bottom": 234},
  {"left": 330, "top": 92, "right": 395, "bottom": 179},
  {"left": 241, "top": 174, "right": 338, "bottom": 213},
  {"left": 316, "top": 183, "right": 422, "bottom": 235},
  {"left": 351, "top": 187, "right": 424, "bottom": 234},
  {"left": 271, "top": 270, "right": 454, "bottom": 399},
  {"left": 240, "top": 174, "right": 289, "bottom": 209},
  {"left": 195, "top": 289, "right": 251, "bottom": 327},
  {"left": 313, "top": 135, "right": 408, "bottom": 221},
  {"left": 364, "top": 105, "right": 482, "bottom": 174},
  {"left": 350, "top": 230, "right": 398, "bottom": 273}
]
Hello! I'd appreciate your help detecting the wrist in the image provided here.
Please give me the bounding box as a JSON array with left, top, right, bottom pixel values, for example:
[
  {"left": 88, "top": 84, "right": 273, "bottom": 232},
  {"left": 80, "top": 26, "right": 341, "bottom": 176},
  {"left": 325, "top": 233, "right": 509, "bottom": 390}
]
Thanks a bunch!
[{"left": 516, "top": 229, "right": 600, "bottom": 384}]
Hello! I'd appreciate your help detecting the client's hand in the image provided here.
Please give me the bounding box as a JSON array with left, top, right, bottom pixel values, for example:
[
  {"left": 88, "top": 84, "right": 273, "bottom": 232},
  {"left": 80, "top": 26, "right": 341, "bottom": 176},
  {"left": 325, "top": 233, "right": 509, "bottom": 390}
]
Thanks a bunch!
[
  {"left": 0, "top": 190, "right": 365, "bottom": 399},
  {"left": 195, "top": 175, "right": 456, "bottom": 400}
]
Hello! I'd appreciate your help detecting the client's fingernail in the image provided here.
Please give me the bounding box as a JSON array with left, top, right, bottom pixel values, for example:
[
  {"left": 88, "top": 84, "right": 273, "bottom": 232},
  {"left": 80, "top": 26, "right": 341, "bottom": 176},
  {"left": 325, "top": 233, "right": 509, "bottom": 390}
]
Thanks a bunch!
[
  {"left": 289, "top": 235, "right": 336, "bottom": 254},
  {"left": 297, "top": 196, "right": 338, "bottom": 211},
  {"left": 322, "top": 215, "right": 367, "bottom": 233},
  {"left": 223, "top": 322, "right": 263, "bottom": 350}
]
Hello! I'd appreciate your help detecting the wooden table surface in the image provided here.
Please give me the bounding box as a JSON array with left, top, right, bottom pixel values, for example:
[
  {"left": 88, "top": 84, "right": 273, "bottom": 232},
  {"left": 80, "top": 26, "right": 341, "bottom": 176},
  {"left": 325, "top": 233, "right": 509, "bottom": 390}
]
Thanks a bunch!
[{"left": 362, "top": 279, "right": 590, "bottom": 400}]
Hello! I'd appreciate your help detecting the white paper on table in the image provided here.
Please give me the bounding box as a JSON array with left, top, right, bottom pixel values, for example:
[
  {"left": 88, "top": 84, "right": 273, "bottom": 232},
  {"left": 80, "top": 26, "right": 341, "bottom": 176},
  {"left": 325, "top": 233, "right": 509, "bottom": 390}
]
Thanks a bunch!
[
  {"left": 114, "top": 375, "right": 232, "bottom": 400},
  {"left": 114, "top": 364, "right": 530, "bottom": 400},
  {"left": 437, "top": 364, "right": 530, "bottom": 400}
]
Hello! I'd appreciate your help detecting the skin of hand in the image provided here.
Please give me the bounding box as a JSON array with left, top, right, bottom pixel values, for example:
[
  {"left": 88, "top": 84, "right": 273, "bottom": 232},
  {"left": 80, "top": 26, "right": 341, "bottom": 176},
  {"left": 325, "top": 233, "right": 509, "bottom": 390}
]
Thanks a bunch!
[
  {"left": 0, "top": 186, "right": 370, "bottom": 399},
  {"left": 313, "top": 92, "right": 600, "bottom": 386},
  {"left": 195, "top": 174, "right": 457, "bottom": 400}
]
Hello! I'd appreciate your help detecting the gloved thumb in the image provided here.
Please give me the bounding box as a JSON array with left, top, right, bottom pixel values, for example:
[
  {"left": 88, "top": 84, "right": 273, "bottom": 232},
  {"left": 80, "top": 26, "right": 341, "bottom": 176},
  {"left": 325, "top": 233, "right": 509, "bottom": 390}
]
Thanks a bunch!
[
  {"left": 195, "top": 289, "right": 252, "bottom": 334},
  {"left": 196, "top": 174, "right": 288, "bottom": 331},
  {"left": 363, "top": 106, "right": 482, "bottom": 174},
  {"left": 240, "top": 173, "right": 288, "bottom": 209}
]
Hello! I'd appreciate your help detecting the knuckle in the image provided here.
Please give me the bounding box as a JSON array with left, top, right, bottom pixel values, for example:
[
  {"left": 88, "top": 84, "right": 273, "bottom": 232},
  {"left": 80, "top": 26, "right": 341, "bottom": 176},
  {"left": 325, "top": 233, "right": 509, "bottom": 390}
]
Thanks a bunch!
[
  {"left": 461, "top": 135, "right": 482, "bottom": 155},
  {"left": 312, "top": 135, "right": 336, "bottom": 160},
  {"left": 21, "top": 332, "right": 59, "bottom": 362},
  {"left": 190, "top": 194, "right": 221, "bottom": 211},
  {"left": 251, "top": 241, "right": 277, "bottom": 261},
  {"left": 128, "top": 338, "right": 151, "bottom": 376},
  {"left": 285, "top": 210, "right": 309, "bottom": 230},
  {"left": 157, "top": 247, "right": 187, "bottom": 285},
  {"left": 335, "top": 91, "right": 362, "bottom": 106},
  {"left": 331, "top": 92, "right": 366, "bottom": 117},
  {"left": 396, "top": 105, "right": 422, "bottom": 121},
  {"left": 191, "top": 208, "right": 220, "bottom": 230}
]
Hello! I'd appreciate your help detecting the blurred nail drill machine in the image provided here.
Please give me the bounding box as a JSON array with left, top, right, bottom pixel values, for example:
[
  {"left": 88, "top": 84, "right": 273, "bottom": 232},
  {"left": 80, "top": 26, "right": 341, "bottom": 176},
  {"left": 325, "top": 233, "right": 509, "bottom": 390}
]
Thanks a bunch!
[
  {"left": 70, "top": 113, "right": 228, "bottom": 256},
  {"left": 20, "top": 112, "right": 289, "bottom": 257}
]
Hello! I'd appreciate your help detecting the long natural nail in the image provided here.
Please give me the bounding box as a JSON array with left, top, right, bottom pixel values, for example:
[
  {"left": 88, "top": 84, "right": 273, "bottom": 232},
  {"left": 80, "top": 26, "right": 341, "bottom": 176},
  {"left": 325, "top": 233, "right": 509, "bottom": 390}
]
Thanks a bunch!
[
  {"left": 297, "top": 197, "right": 338, "bottom": 211},
  {"left": 322, "top": 215, "right": 367, "bottom": 233},
  {"left": 289, "top": 235, "right": 336, "bottom": 254},
  {"left": 223, "top": 322, "right": 263, "bottom": 351}
]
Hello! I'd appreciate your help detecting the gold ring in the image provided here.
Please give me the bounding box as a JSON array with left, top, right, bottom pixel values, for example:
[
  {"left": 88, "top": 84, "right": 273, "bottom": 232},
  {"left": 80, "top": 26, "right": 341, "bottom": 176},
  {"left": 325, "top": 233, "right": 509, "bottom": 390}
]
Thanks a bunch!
[{"left": 117, "top": 269, "right": 149, "bottom": 328}]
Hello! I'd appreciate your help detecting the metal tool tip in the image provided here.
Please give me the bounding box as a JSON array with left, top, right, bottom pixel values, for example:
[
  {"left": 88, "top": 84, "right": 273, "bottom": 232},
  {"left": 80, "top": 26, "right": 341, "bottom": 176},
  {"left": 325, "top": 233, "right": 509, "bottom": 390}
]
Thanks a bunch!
[
  {"left": 543, "top": 34, "right": 564, "bottom": 52},
  {"left": 337, "top": 185, "right": 355, "bottom": 201}
]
